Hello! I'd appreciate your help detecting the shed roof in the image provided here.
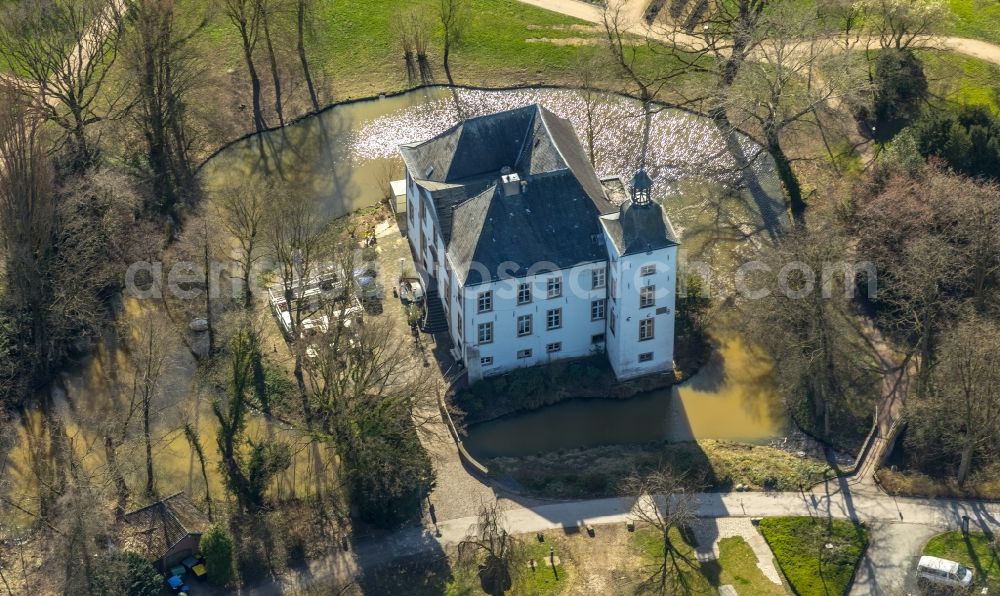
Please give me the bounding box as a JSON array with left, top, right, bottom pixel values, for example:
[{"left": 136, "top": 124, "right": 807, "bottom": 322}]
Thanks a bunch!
[{"left": 121, "top": 492, "right": 210, "bottom": 562}]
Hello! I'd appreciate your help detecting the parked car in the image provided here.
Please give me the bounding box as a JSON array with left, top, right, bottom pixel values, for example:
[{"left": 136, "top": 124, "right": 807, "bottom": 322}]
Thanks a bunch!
[{"left": 916, "top": 555, "right": 974, "bottom": 590}]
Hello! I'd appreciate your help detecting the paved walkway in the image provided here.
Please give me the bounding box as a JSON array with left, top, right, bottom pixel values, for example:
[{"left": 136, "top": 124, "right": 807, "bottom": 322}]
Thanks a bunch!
[{"left": 256, "top": 486, "right": 1000, "bottom": 594}]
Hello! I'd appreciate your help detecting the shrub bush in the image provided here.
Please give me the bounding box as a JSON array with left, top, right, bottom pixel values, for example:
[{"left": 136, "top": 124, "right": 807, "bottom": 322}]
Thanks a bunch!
[
  {"left": 89, "top": 551, "right": 160, "bottom": 596},
  {"left": 201, "top": 524, "right": 235, "bottom": 586}
]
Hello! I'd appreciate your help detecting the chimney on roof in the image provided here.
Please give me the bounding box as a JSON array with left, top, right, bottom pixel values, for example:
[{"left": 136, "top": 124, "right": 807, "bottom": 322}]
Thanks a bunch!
[{"left": 501, "top": 171, "right": 522, "bottom": 197}]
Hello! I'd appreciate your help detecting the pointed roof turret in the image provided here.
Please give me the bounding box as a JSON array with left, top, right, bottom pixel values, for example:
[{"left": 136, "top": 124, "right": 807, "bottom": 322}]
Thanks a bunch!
[{"left": 631, "top": 168, "right": 652, "bottom": 206}]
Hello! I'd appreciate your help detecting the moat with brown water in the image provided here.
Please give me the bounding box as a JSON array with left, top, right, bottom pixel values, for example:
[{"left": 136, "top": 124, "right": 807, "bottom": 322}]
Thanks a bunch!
[{"left": 1, "top": 87, "right": 788, "bottom": 531}]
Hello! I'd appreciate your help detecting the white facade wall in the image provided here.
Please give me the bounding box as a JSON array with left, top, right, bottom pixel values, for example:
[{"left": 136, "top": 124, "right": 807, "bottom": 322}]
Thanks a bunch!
[
  {"left": 405, "top": 175, "right": 449, "bottom": 303},
  {"left": 604, "top": 242, "right": 677, "bottom": 380},
  {"left": 404, "top": 171, "right": 677, "bottom": 383},
  {"left": 462, "top": 262, "right": 608, "bottom": 381}
]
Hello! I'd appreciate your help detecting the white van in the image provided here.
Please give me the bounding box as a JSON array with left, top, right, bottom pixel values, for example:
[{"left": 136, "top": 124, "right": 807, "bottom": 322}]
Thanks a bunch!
[{"left": 917, "top": 555, "right": 974, "bottom": 589}]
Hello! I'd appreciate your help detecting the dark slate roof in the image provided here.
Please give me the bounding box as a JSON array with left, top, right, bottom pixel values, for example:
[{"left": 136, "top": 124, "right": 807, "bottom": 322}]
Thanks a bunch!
[
  {"left": 400, "top": 104, "right": 613, "bottom": 213},
  {"left": 401, "top": 104, "right": 677, "bottom": 284},
  {"left": 121, "top": 492, "right": 210, "bottom": 562},
  {"left": 447, "top": 171, "right": 607, "bottom": 285},
  {"left": 600, "top": 200, "right": 680, "bottom": 256}
]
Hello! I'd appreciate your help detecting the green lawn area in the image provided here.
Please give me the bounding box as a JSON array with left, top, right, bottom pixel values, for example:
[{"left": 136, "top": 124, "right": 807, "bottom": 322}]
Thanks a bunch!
[
  {"left": 440, "top": 539, "right": 570, "bottom": 595},
  {"left": 758, "top": 517, "right": 868, "bottom": 596},
  {"left": 923, "top": 531, "right": 1000, "bottom": 592},
  {"left": 947, "top": 0, "right": 1000, "bottom": 46},
  {"left": 920, "top": 51, "right": 1000, "bottom": 113},
  {"left": 517, "top": 540, "right": 571, "bottom": 595},
  {"left": 633, "top": 526, "right": 788, "bottom": 594},
  {"left": 185, "top": 0, "right": 607, "bottom": 101}
]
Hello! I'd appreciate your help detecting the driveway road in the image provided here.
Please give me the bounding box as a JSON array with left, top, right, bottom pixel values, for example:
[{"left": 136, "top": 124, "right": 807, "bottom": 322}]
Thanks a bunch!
[{"left": 850, "top": 522, "right": 940, "bottom": 596}]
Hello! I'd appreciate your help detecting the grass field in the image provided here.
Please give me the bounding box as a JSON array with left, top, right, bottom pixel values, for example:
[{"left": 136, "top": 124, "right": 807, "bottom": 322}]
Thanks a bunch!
[
  {"left": 947, "top": 0, "right": 1000, "bottom": 46},
  {"left": 185, "top": 0, "right": 607, "bottom": 102},
  {"left": 758, "top": 517, "right": 868, "bottom": 596},
  {"left": 921, "top": 51, "right": 1000, "bottom": 113},
  {"left": 923, "top": 531, "right": 1000, "bottom": 592},
  {"left": 633, "top": 526, "right": 789, "bottom": 594}
]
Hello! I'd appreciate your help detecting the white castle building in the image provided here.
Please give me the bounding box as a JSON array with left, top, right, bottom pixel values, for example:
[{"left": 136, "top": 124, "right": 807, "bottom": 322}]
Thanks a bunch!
[{"left": 400, "top": 104, "right": 679, "bottom": 382}]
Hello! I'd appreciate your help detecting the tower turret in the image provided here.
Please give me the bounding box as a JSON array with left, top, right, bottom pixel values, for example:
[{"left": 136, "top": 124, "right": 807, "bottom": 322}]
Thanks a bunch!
[{"left": 631, "top": 168, "right": 652, "bottom": 206}]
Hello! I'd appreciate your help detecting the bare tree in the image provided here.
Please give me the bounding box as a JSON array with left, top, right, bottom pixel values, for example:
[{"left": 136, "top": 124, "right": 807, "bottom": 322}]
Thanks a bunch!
[
  {"left": 573, "top": 55, "right": 611, "bottom": 167},
  {"left": 123, "top": 0, "right": 206, "bottom": 218},
  {"left": 724, "top": 3, "right": 868, "bottom": 219},
  {"left": 621, "top": 467, "right": 700, "bottom": 595},
  {"left": 602, "top": 1, "right": 694, "bottom": 155},
  {"left": 910, "top": 316, "right": 1000, "bottom": 485},
  {"left": 457, "top": 502, "right": 525, "bottom": 596},
  {"left": 304, "top": 314, "right": 438, "bottom": 527},
  {"left": 0, "top": 0, "right": 125, "bottom": 169},
  {"left": 0, "top": 91, "right": 57, "bottom": 399},
  {"left": 263, "top": 188, "right": 324, "bottom": 401},
  {"left": 853, "top": 166, "right": 996, "bottom": 394},
  {"left": 224, "top": 0, "right": 268, "bottom": 135},
  {"left": 740, "top": 223, "right": 880, "bottom": 437},
  {"left": 439, "top": 0, "right": 468, "bottom": 81},
  {"left": 852, "top": 0, "right": 949, "bottom": 50},
  {"left": 219, "top": 179, "right": 268, "bottom": 308},
  {"left": 125, "top": 312, "right": 170, "bottom": 500}
]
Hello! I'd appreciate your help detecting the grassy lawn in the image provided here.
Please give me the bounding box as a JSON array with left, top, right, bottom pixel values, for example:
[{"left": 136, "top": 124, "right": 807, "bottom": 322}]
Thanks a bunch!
[
  {"left": 185, "top": 0, "right": 608, "bottom": 102},
  {"left": 947, "top": 0, "right": 1000, "bottom": 46},
  {"left": 758, "top": 517, "right": 868, "bottom": 596},
  {"left": 633, "top": 526, "right": 788, "bottom": 594},
  {"left": 716, "top": 536, "right": 789, "bottom": 596},
  {"left": 518, "top": 540, "right": 571, "bottom": 595},
  {"left": 923, "top": 531, "right": 1000, "bottom": 592},
  {"left": 920, "top": 51, "right": 1000, "bottom": 113}
]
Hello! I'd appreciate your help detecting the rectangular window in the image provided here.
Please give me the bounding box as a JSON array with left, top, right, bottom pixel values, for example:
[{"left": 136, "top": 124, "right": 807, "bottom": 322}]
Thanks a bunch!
[
  {"left": 517, "top": 349, "right": 533, "bottom": 359},
  {"left": 517, "top": 314, "right": 532, "bottom": 337},
  {"left": 591, "top": 333, "right": 605, "bottom": 344},
  {"left": 639, "top": 352, "right": 654, "bottom": 362},
  {"left": 591, "top": 299, "right": 606, "bottom": 321},
  {"left": 477, "top": 290, "right": 493, "bottom": 313},
  {"left": 546, "top": 276, "right": 562, "bottom": 299},
  {"left": 481, "top": 356, "right": 493, "bottom": 366},
  {"left": 610, "top": 272, "right": 617, "bottom": 300},
  {"left": 592, "top": 267, "right": 606, "bottom": 289},
  {"left": 546, "top": 308, "right": 562, "bottom": 330},
  {"left": 477, "top": 322, "right": 493, "bottom": 344},
  {"left": 609, "top": 306, "right": 616, "bottom": 335},
  {"left": 641, "top": 264, "right": 656, "bottom": 277},
  {"left": 517, "top": 282, "right": 531, "bottom": 305},
  {"left": 639, "top": 318, "right": 655, "bottom": 341},
  {"left": 640, "top": 285, "right": 656, "bottom": 309},
  {"left": 546, "top": 342, "right": 562, "bottom": 353}
]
